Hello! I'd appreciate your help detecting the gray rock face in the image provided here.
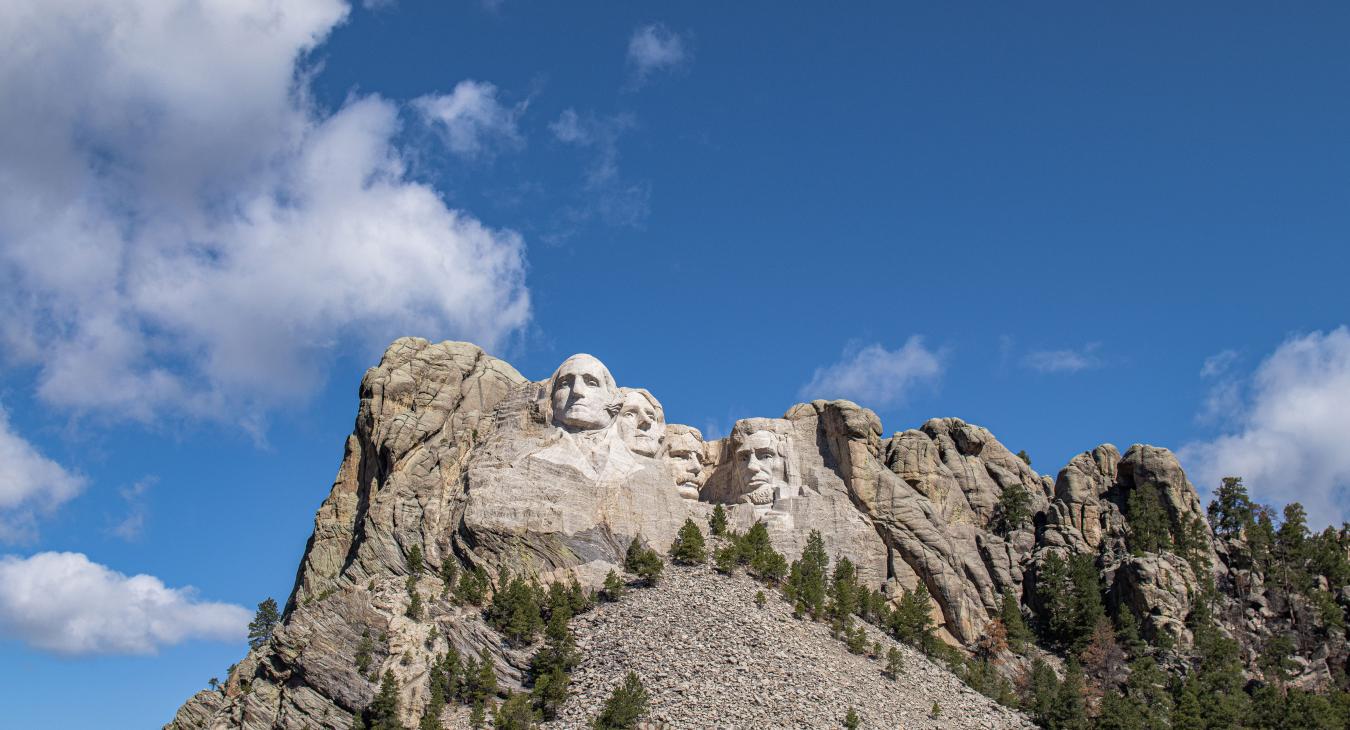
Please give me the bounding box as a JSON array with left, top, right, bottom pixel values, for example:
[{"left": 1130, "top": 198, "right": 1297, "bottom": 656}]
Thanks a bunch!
[{"left": 168, "top": 339, "right": 1236, "bottom": 728}]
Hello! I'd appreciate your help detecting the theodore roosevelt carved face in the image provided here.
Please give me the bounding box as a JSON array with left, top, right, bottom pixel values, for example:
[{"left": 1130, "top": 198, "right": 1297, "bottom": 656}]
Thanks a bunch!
[
  {"left": 616, "top": 388, "right": 665, "bottom": 457},
  {"left": 665, "top": 426, "right": 705, "bottom": 500},
  {"left": 549, "top": 354, "right": 617, "bottom": 431}
]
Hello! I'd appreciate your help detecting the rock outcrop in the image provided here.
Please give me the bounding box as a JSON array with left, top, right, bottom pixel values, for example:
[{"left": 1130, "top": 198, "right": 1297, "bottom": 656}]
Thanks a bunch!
[{"left": 169, "top": 338, "right": 1297, "bottom": 728}]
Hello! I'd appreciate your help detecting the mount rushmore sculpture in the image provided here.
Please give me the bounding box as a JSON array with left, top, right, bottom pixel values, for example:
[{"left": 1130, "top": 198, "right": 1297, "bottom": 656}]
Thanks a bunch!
[{"left": 169, "top": 338, "right": 1219, "bottom": 729}]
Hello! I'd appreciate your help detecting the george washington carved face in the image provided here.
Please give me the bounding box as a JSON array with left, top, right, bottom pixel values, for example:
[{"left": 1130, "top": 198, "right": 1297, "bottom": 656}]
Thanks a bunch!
[{"left": 549, "top": 354, "right": 617, "bottom": 431}]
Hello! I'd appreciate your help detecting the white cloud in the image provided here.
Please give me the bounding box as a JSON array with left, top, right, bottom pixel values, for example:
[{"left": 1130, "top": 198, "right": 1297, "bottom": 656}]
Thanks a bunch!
[
  {"left": 1200, "top": 349, "right": 1240, "bottom": 378},
  {"left": 110, "top": 477, "right": 154, "bottom": 542},
  {"left": 1023, "top": 343, "right": 1103, "bottom": 373},
  {"left": 0, "top": 552, "right": 248, "bottom": 655},
  {"left": 413, "top": 80, "right": 525, "bottom": 159},
  {"left": 0, "top": 404, "right": 86, "bottom": 543},
  {"left": 0, "top": 0, "right": 531, "bottom": 427},
  {"left": 800, "top": 338, "right": 944, "bottom": 408},
  {"left": 1179, "top": 327, "right": 1350, "bottom": 528},
  {"left": 548, "top": 109, "right": 649, "bottom": 228},
  {"left": 626, "top": 24, "right": 687, "bottom": 85}
]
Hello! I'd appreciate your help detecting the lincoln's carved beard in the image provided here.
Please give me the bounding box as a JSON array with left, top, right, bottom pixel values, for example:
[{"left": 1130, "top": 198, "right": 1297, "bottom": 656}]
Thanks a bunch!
[{"left": 744, "top": 483, "right": 775, "bottom": 505}]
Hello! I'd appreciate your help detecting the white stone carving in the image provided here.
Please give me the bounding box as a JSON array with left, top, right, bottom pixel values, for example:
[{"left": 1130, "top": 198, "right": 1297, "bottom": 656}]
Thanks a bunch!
[
  {"left": 547, "top": 353, "right": 618, "bottom": 431},
  {"left": 730, "top": 419, "right": 800, "bottom": 514},
  {"left": 616, "top": 388, "right": 665, "bottom": 457},
  {"left": 665, "top": 425, "right": 705, "bottom": 500}
]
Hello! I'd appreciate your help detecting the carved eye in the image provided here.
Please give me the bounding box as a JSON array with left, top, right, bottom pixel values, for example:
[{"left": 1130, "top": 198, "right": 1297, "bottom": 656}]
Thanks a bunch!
[{"left": 583, "top": 375, "right": 598, "bottom": 386}]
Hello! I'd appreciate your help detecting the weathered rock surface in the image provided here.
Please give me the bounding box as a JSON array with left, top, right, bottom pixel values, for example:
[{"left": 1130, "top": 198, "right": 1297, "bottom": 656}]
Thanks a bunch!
[
  {"left": 168, "top": 338, "right": 1293, "bottom": 728},
  {"left": 548, "top": 562, "right": 1033, "bottom": 730}
]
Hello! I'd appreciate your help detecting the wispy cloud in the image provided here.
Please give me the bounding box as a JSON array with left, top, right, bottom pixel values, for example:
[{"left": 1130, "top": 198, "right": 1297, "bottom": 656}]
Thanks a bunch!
[
  {"left": 1022, "top": 343, "right": 1103, "bottom": 373},
  {"left": 0, "top": 0, "right": 531, "bottom": 430},
  {"left": 413, "top": 80, "right": 526, "bottom": 160},
  {"left": 0, "top": 403, "right": 85, "bottom": 543},
  {"left": 1179, "top": 327, "right": 1350, "bottom": 528},
  {"left": 800, "top": 338, "right": 944, "bottom": 408},
  {"left": 1200, "top": 349, "right": 1240, "bottom": 378},
  {"left": 549, "top": 109, "right": 650, "bottom": 228},
  {"left": 109, "top": 477, "right": 155, "bottom": 542},
  {"left": 0, "top": 552, "right": 248, "bottom": 655},
  {"left": 626, "top": 24, "right": 688, "bottom": 87}
]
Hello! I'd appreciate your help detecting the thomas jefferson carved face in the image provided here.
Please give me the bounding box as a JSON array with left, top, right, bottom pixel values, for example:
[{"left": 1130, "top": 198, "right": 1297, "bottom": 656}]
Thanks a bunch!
[
  {"left": 666, "top": 429, "right": 704, "bottom": 500},
  {"left": 616, "top": 389, "right": 665, "bottom": 457},
  {"left": 550, "top": 354, "right": 617, "bottom": 431},
  {"left": 735, "top": 430, "right": 788, "bottom": 506}
]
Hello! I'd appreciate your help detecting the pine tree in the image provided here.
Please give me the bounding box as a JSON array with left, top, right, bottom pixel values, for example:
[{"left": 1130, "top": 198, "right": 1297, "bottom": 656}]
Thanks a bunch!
[
  {"left": 999, "top": 590, "right": 1033, "bottom": 653},
  {"left": 1170, "top": 677, "right": 1205, "bottom": 730},
  {"left": 884, "top": 647, "right": 902, "bottom": 680},
  {"left": 1207, "top": 476, "right": 1253, "bottom": 539},
  {"left": 365, "top": 671, "right": 405, "bottom": 730},
  {"left": 889, "top": 582, "right": 935, "bottom": 652},
  {"left": 843, "top": 706, "right": 861, "bottom": 729},
  {"left": 247, "top": 597, "right": 281, "bottom": 650},
  {"left": 1027, "top": 658, "right": 1059, "bottom": 726},
  {"left": 593, "top": 671, "right": 648, "bottom": 730},
  {"left": 530, "top": 600, "right": 579, "bottom": 720},
  {"left": 1124, "top": 656, "right": 1171, "bottom": 728},
  {"left": 708, "top": 504, "right": 728, "bottom": 537},
  {"left": 994, "top": 483, "right": 1032, "bottom": 535},
  {"left": 439, "top": 559, "right": 459, "bottom": 597},
  {"left": 1190, "top": 621, "right": 1250, "bottom": 728},
  {"left": 788, "top": 530, "right": 830, "bottom": 619},
  {"left": 1050, "top": 660, "right": 1088, "bottom": 730},
  {"left": 487, "top": 569, "right": 544, "bottom": 646},
  {"left": 355, "top": 630, "right": 375, "bottom": 676},
  {"left": 754, "top": 590, "right": 766, "bottom": 609},
  {"left": 1016, "top": 450, "right": 1032, "bottom": 466},
  {"left": 406, "top": 576, "right": 423, "bottom": 620},
  {"left": 669, "top": 518, "right": 707, "bottom": 565},
  {"left": 407, "top": 544, "right": 424, "bottom": 574},
  {"left": 1113, "top": 607, "right": 1145, "bottom": 657},
  {"left": 1126, "top": 484, "right": 1172, "bottom": 554},
  {"left": 1080, "top": 617, "right": 1126, "bottom": 691},
  {"left": 456, "top": 566, "right": 488, "bottom": 606},
  {"left": 602, "top": 570, "right": 625, "bottom": 602},
  {"left": 494, "top": 692, "right": 536, "bottom": 730},
  {"left": 713, "top": 544, "right": 737, "bottom": 574},
  {"left": 829, "top": 557, "right": 860, "bottom": 621},
  {"left": 625, "top": 536, "right": 664, "bottom": 586}
]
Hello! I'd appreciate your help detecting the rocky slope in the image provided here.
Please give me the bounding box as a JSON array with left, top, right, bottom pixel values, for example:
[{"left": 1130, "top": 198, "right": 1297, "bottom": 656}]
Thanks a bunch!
[
  {"left": 166, "top": 338, "right": 1347, "bottom": 729},
  {"left": 548, "top": 561, "right": 1032, "bottom": 730}
]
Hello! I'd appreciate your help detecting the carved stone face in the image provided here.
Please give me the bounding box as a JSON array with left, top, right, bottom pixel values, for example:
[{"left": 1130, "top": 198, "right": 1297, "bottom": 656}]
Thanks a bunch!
[
  {"left": 550, "top": 354, "right": 617, "bottom": 431},
  {"left": 616, "top": 390, "right": 665, "bottom": 457},
  {"left": 666, "top": 429, "right": 704, "bottom": 500},
  {"left": 735, "top": 430, "right": 788, "bottom": 506}
]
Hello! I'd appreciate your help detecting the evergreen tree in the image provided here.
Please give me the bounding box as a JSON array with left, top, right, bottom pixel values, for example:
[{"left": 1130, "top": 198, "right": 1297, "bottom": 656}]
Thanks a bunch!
[
  {"left": 889, "top": 582, "right": 935, "bottom": 652},
  {"left": 1027, "top": 658, "right": 1059, "bottom": 726},
  {"left": 669, "top": 518, "right": 707, "bottom": 565},
  {"left": 1113, "top": 607, "right": 1145, "bottom": 657},
  {"left": 439, "top": 559, "right": 459, "bottom": 596},
  {"left": 248, "top": 597, "right": 281, "bottom": 650},
  {"left": 843, "top": 706, "right": 861, "bottom": 729},
  {"left": 456, "top": 566, "right": 489, "bottom": 606},
  {"left": 994, "top": 482, "right": 1032, "bottom": 535},
  {"left": 845, "top": 620, "right": 868, "bottom": 655},
  {"left": 365, "top": 671, "right": 405, "bottom": 730},
  {"left": 624, "top": 536, "right": 664, "bottom": 586},
  {"left": 1080, "top": 617, "right": 1126, "bottom": 691},
  {"left": 1095, "top": 690, "right": 1143, "bottom": 730},
  {"left": 468, "top": 701, "right": 486, "bottom": 729},
  {"left": 708, "top": 504, "right": 728, "bottom": 537},
  {"left": 788, "top": 530, "right": 830, "bottom": 619},
  {"left": 1124, "top": 656, "right": 1172, "bottom": 729},
  {"left": 829, "top": 557, "right": 860, "bottom": 621},
  {"left": 593, "top": 671, "right": 648, "bottom": 730},
  {"left": 1190, "top": 622, "right": 1250, "bottom": 728},
  {"left": 406, "top": 544, "right": 423, "bottom": 574},
  {"left": 355, "top": 630, "right": 375, "bottom": 676},
  {"left": 713, "top": 544, "right": 737, "bottom": 574},
  {"left": 999, "top": 590, "right": 1033, "bottom": 653},
  {"left": 884, "top": 647, "right": 903, "bottom": 680},
  {"left": 1017, "top": 450, "right": 1032, "bottom": 466},
  {"left": 1049, "top": 660, "right": 1088, "bottom": 730},
  {"left": 602, "top": 570, "right": 625, "bottom": 602},
  {"left": 494, "top": 692, "right": 536, "bottom": 730},
  {"left": 487, "top": 569, "right": 544, "bottom": 646},
  {"left": 754, "top": 590, "right": 766, "bottom": 609},
  {"left": 1126, "top": 484, "right": 1173, "bottom": 554},
  {"left": 1275, "top": 502, "right": 1311, "bottom": 595},
  {"left": 1170, "top": 677, "right": 1205, "bottom": 730},
  {"left": 406, "top": 576, "right": 423, "bottom": 620},
  {"left": 530, "top": 600, "right": 579, "bottom": 720},
  {"left": 1207, "top": 476, "right": 1253, "bottom": 539}
]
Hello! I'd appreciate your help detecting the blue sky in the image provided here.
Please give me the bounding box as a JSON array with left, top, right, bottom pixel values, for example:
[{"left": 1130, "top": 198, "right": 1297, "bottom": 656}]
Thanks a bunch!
[{"left": 1, "top": 2, "right": 1348, "bottom": 726}]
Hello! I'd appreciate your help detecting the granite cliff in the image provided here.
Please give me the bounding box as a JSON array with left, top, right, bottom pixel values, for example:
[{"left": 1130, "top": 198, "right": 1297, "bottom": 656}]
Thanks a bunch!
[{"left": 167, "top": 338, "right": 1348, "bottom": 729}]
